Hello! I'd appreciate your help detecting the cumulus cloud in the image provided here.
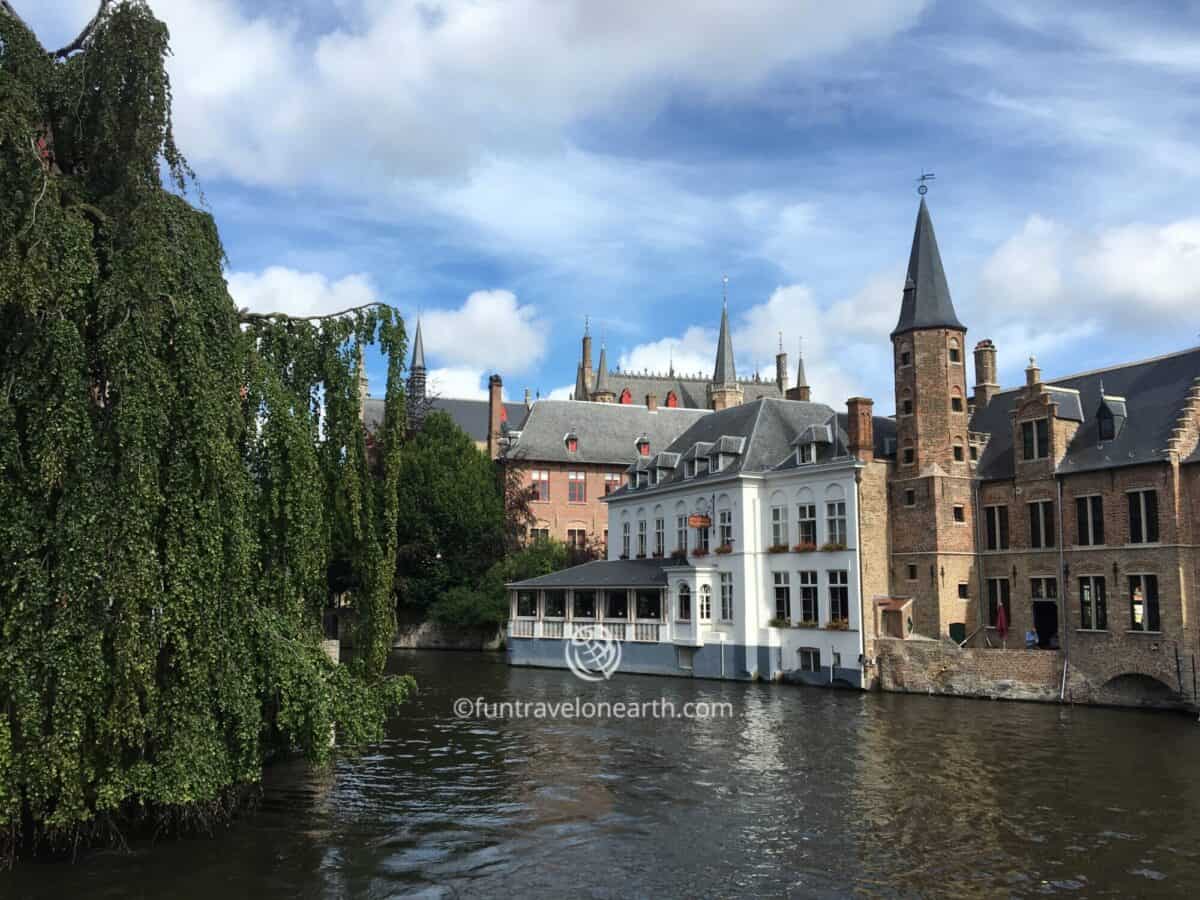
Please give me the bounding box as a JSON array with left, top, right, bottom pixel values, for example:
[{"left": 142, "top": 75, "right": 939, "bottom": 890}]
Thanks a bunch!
[
  {"left": 426, "top": 367, "right": 488, "bottom": 401},
  {"left": 420, "top": 290, "right": 547, "bottom": 373},
  {"left": 226, "top": 266, "right": 378, "bottom": 317}
]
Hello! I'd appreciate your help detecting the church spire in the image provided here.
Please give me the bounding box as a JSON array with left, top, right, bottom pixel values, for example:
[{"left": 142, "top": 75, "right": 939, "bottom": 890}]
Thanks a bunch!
[
  {"left": 891, "top": 198, "right": 964, "bottom": 337},
  {"left": 592, "top": 344, "right": 614, "bottom": 402},
  {"left": 410, "top": 319, "right": 426, "bottom": 371},
  {"left": 712, "top": 279, "right": 736, "bottom": 386}
]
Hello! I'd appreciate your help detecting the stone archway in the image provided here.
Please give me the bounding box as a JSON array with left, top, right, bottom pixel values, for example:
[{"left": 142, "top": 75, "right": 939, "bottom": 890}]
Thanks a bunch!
[{"left": 1096, "top": 672, "right": 1180, "bottom": 708}]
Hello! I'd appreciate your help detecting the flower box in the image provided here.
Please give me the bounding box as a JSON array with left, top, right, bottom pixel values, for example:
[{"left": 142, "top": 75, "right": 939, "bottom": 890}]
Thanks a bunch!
[
  {"left": 669, "top": 550, "right": 687, "bottom": 561},
  {"left": 636, "top": 553, "right": 647, "bottom": 559},
  {"left": 792, "top": 542, "right": 817, "bottom": 553},
  {"left": 767, "top": 617, "right": 790, "bottom": 629},
  {"left": 767, "top": 544, "right": 790, "bottom": 554},
  {"left": 826, "top": 619, "right": 850, "bottom": 631},
  {"left": 691, "top": 548, "right": 709, "bottom": 558},
  {"left": 820, "top": 542, "right": 848, "bottom": 552},
  {"left": 796, "top": 620, "right": 820, "bottom": 629},
  {"left": 714, "top": 544, "right": 733, "bottom": 555}
]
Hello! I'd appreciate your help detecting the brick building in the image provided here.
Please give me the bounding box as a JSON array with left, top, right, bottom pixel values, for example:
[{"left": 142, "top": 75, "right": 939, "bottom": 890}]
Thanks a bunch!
[
  {"left": 881, "top": 197, "right": 1200, "bottom": 707},
  {"left": 500, "top": 397, "right": 707, "bottom": 547}
]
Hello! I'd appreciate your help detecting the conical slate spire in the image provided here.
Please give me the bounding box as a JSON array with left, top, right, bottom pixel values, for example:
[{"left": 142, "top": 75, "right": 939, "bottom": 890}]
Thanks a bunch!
[
  {"left": 712, "top": 302, "right": 737, "bottom": 385},
  {"left": 892, "top": 198, "right": 964, "bottom": 336},
  {"left": 573, "top": 362, "right": 589, "bottom": 400},
  {"left": 795, "top": 344, "right": 808, "bottom": 390},
  {"left": 594, "top": 345, "right": 611, "bottom": 393},
  {"left": 410, "top": 319, "right": 426, "bottom": 370}
]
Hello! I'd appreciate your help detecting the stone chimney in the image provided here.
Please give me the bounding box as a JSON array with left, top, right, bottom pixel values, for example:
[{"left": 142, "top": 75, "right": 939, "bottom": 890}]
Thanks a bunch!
[
  {"left": 646, "top": 393, "right": 658, "bottom": 412},
  {"left": 847, "top": 397, "right": 874, "bottom": 462},
  {"left": 973, "top": 339, "right": 999, "bottom": 409},
  {"left": 523, "top": 387, "right": 531, "bottom": 408},
  {"left": 1025, "top": 355, "right": 1042, "bottom": 389},
  {"left": 487, "top": 374, "right": 504, "bottom": 460},
  {"left": 775, "top": 343, "right": 788, "bottom": 393}
]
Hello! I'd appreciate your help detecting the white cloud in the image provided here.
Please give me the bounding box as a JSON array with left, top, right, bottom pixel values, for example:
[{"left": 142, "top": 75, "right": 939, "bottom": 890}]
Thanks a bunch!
[
  {"left": 141, "top": 0, "right": 927, "bottom": 188},
  {"left": 420, "top": 290, "right": 547, "bottom": 373},
  {"left": 545, "top": 384, "right": 577, "bottom": 401},
  {"left": 226, "top": 266, "right": 378, "bottom": 317},
  {"left": 425, "top": 367, "right": 487, "bottom": 400}
]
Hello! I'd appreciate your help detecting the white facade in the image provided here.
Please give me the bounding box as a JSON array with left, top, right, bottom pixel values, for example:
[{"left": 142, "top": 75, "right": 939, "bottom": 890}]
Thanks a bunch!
[{"left": 607, "top": 453, "right": 867, "bottom": 683}]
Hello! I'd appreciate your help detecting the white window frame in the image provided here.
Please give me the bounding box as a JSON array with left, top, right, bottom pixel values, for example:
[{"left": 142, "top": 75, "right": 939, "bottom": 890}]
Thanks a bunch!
[
  {"left": 770, "top": 505, "right": 788, "bottom": 547},
  {"left": 719, "top": 572, "right": 733, "bottom": 622},
  {"left": 826, "top": 500, "right": 847, "bottom": 547}
]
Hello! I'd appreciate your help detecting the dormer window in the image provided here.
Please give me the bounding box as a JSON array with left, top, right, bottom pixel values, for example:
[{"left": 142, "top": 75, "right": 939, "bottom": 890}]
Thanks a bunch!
[
  {"left": 636, "top": 470, "right": 648, "bottom": 488},
  {"left": 636, "top": 436, "right": 651, "bottom": 456},
  {"left": 710, "top": 455, "right": 722, "bottom": 473},
  {"left": 564, "top": 432, "right": 578, "bottom": 452},
  {"left": 1098, "top": 410, "right": 1114, "bottom": 442},
  {"left": 799, "top": 444, "right": 816, "bottom": 464},
  {"left": 685, "top": 460, "right": 696, "bottom": 479}
]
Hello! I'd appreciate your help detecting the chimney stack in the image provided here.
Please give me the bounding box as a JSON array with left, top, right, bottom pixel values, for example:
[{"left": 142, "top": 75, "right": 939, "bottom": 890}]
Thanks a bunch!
[
  {"left": 1025, "top": 355, "right": 1041, "bottom": 389},
  {"left": 487, "top": 374, "right": 504, "bottom": 460},
  {"left": 847, "top": 397, "right": 875, "bottom": 462},
  {"left": 646, "top": 393, "right": 658, "bottom": 412},
  {"left": 973, "top": 339, "right": 999, "bottom": 409}
]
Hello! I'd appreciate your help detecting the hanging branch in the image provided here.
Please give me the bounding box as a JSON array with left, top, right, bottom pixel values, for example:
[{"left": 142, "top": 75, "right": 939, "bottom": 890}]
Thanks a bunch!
[
  {"left": 0, "top": 1, "right": 30, "bottom": 28},
  {"left": 50, "top": 0, "right": 111, "bottom": 59},
  {"left": 238, "top": 301, "right": 394, "bottom": 324}
]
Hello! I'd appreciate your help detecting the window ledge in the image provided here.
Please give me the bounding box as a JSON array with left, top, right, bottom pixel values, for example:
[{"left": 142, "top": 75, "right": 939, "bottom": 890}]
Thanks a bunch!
[
  {"left": 1129, "top": 630, "right": 1163, "bottom": 636},
  {"left": 1075, "top": 628, "right": 1109, "bottom": 634}
]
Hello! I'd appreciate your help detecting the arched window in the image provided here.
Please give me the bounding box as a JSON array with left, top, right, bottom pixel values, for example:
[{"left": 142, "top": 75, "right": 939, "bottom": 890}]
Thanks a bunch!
[
  {"left": 677, "top": 584, "right": 692, "bottom": 621},
  {"left": 666, "top": 391, "right": 679, "bottom": 408},
  {"left": 898, "top": 342, "right": 912, "bottom": 367},
  {"left": 900, "top": 388, "right": 913, "bottom": 417},
  {"left": 950, "top": 387, "right": 964, "bottom": 413},
  {"left": 619, "top": 388, "right": 632, "bottom": 404},
  {"left": 949, "top": 337, "right": 962, "bottom": 364},
  {"left": 636, "top": 435, "right": 650, "bottom": 456},
  {"left": 564, "top": 431, "right": 579, "bottom": 452}
]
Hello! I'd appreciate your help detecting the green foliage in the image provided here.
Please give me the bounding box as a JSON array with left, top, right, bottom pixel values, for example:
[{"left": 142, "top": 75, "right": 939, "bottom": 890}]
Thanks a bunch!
[
  {"left": 427, "top": 538, "right": 570, "bottom": 628},
  {"left": 0, "top": 1, "right": 411, "bottom": 855},
  {"left": 394, "top": 411, "right": 505, "bottom": 612}
]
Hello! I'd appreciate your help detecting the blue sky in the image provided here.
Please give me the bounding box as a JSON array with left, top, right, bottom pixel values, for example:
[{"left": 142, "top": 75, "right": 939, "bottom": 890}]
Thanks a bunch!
[{"left": 27, "top": 1, "right": 1200, "bottom": 411}]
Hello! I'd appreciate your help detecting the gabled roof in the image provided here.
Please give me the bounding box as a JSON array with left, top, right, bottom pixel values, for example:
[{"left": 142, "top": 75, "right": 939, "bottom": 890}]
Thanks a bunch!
[
  {"left": 502, "top": 400, "right": 707, "bottom": 466},
  {"left": 713, "top": 303, "right": 737, "bottom": 385},
  {"left": 892, "top": 198, "right": 964, "bottom": 337},
  {"left": 971, "top": 346, "right": 1200, "bottom": 479}
]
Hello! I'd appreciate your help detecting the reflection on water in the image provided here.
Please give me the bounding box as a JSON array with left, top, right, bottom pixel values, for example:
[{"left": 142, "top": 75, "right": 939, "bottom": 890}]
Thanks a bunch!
[{"left": 9, "top": 650, "right": 1200, "bottom": 897}]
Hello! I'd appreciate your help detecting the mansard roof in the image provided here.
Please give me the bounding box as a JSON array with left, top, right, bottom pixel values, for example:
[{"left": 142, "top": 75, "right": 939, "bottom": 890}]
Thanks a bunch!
[
  {"left": 502, "top": 400, "right": 707, "bottom": 466},
  {"left": 971, "top": 346, "right": 1200, "bottom": 480},
  {"left": 608, "top": 398, "right": 896, "bottom": 498},
  {"left": 892, "top": 198, "right": 965, "bottom": 337},
  {"left": 363, "top": 396, "right": 528, "bottom": 443}
]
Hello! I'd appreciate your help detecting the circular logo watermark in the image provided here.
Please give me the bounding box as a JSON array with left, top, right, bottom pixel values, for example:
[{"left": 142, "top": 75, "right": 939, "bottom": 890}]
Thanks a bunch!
[{"left": 564, "top": 623, "right": 622, "bottom": 682}]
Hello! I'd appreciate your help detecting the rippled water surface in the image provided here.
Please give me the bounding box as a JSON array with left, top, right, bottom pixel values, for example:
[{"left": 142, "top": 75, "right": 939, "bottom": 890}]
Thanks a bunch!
[{"left": 10, "top": 650, "right": 1200, "bottom": 897}]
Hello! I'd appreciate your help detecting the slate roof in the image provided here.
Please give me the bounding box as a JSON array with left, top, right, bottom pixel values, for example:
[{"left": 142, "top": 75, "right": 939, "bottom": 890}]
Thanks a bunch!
[
  {"left": 892, "top": 198, "right": 965, "bottom": 336},
  {"left": 971, "top": 346, "right": 1200, "bottom": 480},
  {"left": 610, "top": 398, "right": 897, "bottom": 497},
  {"left": 508, "top": 558, "right": 679, "bottom": 589},
  {"left": 362, "top": 396, "right": 529, "bottom": 444},
  {"left": 594, "top": 346, "right": 612, "bottom": 394},
  {"left": 503, "top": 400, "right": 708, "bottom": 466},
  {"left": 586, "top": 372, "right": 783, "bottom": 408}
]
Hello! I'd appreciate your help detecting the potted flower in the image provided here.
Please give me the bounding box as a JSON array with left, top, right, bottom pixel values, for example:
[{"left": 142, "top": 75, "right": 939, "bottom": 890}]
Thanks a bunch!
[
  {"left": 826, "top": 618, "right": 850, "bottom": 631},
  {"left": 797, "top": 619, "right": 819, "bottom": 629},
  {"left": 792, "top": 541, "right": 817, "bottom": 553},
  {"left": 714, "top": 544, "right": 733, "bottom": 555},
  {"left": 820, "top": 541, "right": 847, "bottom": 552},
  {"left": 691, "top": 548, "right": 709, "bottom": 558},
  {"left": 767, "top": 544, "right": 790, "bottom": 554},
  {"left": 767, "top": 617, "right": 790, "bottom": 629}
]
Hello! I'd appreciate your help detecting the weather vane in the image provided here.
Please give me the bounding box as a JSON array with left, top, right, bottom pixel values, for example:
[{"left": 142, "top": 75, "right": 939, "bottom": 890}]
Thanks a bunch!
[{"left": 917, "top": 171, "right": 936, "bottom": 196}]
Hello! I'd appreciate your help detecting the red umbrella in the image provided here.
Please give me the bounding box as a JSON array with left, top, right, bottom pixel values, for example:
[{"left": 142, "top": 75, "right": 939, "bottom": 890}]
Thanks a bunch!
[{"left": 996, "top": 603, "right": 1009, "bottom": 643}]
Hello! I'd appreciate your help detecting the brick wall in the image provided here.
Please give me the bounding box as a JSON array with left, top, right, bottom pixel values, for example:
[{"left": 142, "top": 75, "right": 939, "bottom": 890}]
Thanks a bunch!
[
  {"left": 875, "top": 639, "right": 1064, "bottom": 702},
  {"left": 515, "top": 460, "right": 623, "bottom": 545}
]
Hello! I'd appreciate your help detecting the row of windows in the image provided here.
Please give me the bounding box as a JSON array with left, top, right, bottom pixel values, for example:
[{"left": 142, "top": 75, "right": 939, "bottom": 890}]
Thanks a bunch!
[
  {"left": 515, "top": 589, "right": 663, "bottom": 620},
  {"left": 986, "top": 574, "right": 1161, "bottom": 633},
  {"left": 531, "top": 469, "right": 623, "bottom": 502},
  {"left": 770, "top": 502, "right": 847, "bottom": 548},
  {"left": 896, "top": 339, "right": 963, "bottom": 368},
  {"left": 983, "top": 489, "right": 1160, "bottom": 550},
  {"left": 897, "top": 395, "right": 966, "bottom": 416},
  {"left": 771, "top": 570, "right": 850, "bottom": 625},
  {"left": 899, "top": 443, "right": 977, "bottom": 466}
]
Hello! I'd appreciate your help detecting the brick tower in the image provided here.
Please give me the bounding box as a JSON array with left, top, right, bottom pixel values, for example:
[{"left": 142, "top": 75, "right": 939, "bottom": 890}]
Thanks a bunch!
[{"left": 889, "top": 198, "right": 975, "bottom": 639}]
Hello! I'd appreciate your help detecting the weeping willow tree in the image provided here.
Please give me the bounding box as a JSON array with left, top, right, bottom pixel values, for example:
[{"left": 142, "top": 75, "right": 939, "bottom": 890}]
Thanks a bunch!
[{"left": 0, "top": 0, "right": 412, "bottom": 858}]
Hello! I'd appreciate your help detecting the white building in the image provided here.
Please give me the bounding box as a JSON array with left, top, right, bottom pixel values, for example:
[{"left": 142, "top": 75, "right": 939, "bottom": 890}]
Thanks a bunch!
[{"left": 508, "top": 397, "right": 895, "bottom": 685}]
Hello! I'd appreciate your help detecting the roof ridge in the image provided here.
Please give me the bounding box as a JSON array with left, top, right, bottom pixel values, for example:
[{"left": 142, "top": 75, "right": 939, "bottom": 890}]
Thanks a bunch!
[{"left": 989, "top": 345, "right": 1200, "bottom": 398}]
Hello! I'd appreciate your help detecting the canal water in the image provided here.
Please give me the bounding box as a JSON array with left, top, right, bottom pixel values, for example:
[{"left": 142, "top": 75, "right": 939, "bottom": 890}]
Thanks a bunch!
[{"left": 9, "top": 650, "right": 1200, "bottom": 897}]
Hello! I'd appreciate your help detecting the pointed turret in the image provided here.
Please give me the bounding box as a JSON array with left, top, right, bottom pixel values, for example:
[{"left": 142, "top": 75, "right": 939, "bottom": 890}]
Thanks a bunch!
[
  {"left": 592, "top": 345, "right": 615, "bottom": 403},
  {"left": 892, "top": 198, "right": 964, "bottom": 336},
  {"left": 410, "top": 319, "right": 426, "bottom": 371},
  {"left": 787, "top": 340, "right": 811, "bottom": 402},
  {"left": 406, "top": 319, "right": 428, "bottom": 430},
  {"left": 712, "top": 302, "right": 737, "bottom": 386}
]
